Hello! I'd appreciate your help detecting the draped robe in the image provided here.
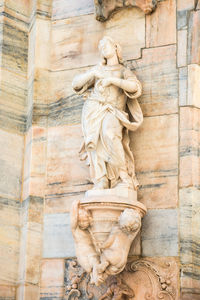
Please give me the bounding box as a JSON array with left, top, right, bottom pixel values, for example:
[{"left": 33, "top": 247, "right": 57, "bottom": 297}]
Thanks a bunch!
[{"left": 74, "top": 63, "right": 143, "bottom": 189}]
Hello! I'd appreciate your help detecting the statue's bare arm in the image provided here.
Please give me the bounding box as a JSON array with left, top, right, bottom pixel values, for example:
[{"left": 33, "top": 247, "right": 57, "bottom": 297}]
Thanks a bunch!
[
  {"left": 102, "top": 77, "right": 138, "bottom": 93},
  {"left": 70, "top": 200, "right": 79, "bottom": 232},
  {"left": 72, "top": 69, "right": 95, "bottom": 92}
]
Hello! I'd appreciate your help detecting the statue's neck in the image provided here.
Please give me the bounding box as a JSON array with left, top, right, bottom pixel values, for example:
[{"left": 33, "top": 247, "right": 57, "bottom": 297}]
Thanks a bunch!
[{"left": 106, "top": 55, "right": 119, "bottom": 66}]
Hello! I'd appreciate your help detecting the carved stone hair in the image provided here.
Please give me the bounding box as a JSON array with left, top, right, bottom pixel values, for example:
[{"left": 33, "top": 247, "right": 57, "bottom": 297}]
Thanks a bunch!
[
  {"left": 119, "top": 208, "right": 141, "bottom": 232},
  {"left": 98, "top": 36, "right": 123, "bottom": 65}
]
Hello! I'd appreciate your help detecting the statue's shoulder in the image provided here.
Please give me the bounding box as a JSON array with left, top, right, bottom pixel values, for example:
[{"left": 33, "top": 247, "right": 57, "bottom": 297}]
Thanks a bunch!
[{"left": 122, "top": 66, "right": 137, "bottom": 79}]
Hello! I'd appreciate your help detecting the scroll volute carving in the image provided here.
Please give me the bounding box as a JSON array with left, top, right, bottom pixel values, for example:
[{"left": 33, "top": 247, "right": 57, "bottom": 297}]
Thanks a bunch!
[
  {"left": 94, "top": 0, "right": 158, "bottom": 22},
  {"left": 64, "top": 258, "right": 178, "bottom": 299}
]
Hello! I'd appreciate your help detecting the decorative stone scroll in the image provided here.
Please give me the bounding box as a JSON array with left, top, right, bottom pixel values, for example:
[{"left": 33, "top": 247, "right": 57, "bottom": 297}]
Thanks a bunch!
[
  {"left": 64, "top": 258, "right": 178, "bottom": 299},
  {"left": 94, "top": 0, "right": 158, "bottom": 21},
  {"left": 71, "top": 36, "right": 147, "bottom": 287}
]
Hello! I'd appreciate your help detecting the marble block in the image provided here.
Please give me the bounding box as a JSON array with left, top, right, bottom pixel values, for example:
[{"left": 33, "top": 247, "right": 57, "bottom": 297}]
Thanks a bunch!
[
  {"left": 130, "top": 114, "right": 178, "bottom": 209},
  {"left": 51, "top": 8, "right": 145, "bottom": 71},
  {"left": 45, "top": 124, "right": 92, "bottom": 213},
  {"left": 188, "top": 10, "right": 200, "bottom": 64},
  {"left": 0, "top": 129, "right": 24, "bottom": 200},
  {"left": 179, "top": 188, "right": 200, "bottom": 267},
  {"left": 0, "top": 198, "right": 20, "bottom": 283},
  {"left": 129, "top": 45, "right": 178, "bottom": 117},
  {"left": 43, "top": 213, "right": 75, "bottom": 258},
  {"left": 179, "top": 67, "right": 188, "bottom": 106},
  {"left": 52, "top": 0, "right": 94, "bottom": 20},
  {"left": 142, "top": 209, "right": 178, "bottom": 257},
  {"left": 188, "top": 64, "right": 200, "bottom": 108},
  {"left": 40, "top": 259, "right": 65, "bottom": 299},
  {"left": 146, "top": 0, "right": 176, "bottom": 47},
  {"left": 177, "top": 0, "right": 195, "bottom": 11},
  {"left": 180, "top": 107, "right": 200, "bottom": 188},
  {"left": 177, "top": 30, "right": 187, "bottom": 67}
]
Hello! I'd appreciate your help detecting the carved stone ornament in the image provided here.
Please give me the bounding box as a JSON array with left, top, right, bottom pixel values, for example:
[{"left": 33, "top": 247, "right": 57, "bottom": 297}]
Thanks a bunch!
[
  {"left": 64, "top": 258, "right": 178, "bottom": 299},
  {"left": 94, "top": 0, "right": 158, "bottom": 22},
  {"left": 71, "top": 36, "right": 147, "bottom": 286}
]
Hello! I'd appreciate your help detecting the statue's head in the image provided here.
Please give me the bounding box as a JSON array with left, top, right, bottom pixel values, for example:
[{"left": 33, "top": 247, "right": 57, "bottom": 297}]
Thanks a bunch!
[
  {"left": 78, "top": 207, "right": 91, "bottom": 230},
  {"left": 98, "top": 36, "right": 123, "bottom": 65},
  {"left": 119, "top": 209, "right": 141, "bottom": 233}
]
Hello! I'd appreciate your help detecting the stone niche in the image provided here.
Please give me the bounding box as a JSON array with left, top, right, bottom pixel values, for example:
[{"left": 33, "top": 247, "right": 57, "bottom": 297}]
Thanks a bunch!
[{"left": 94, "top": 0, "right": 158, "bottom": 21}]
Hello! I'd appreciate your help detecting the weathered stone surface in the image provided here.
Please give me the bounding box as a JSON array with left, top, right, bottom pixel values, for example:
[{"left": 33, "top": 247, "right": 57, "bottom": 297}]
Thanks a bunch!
[
  {"left": 51, "top": 8, "right": 145, "bottom": 71},
  {"left": 177, "top": 0, "right": 195, "bottom": 11},
  {"left": 46, "top": 47, "right": 178, "bottom": 127},
  {"left": 188, "top": 10, "right": 200, "bottom": 64},
  {"left": 52, "top": 0, "right": 94, "bottom": 20},
  {"left": 128, "top": 45, "right": 178, "bottom": 117},
  {"left": 0, "top": 3, "right": 36, "bottom": 134},
  {"left": 0, "top": 129, "right": 24, "bottom": 200},
  {"left": 45, "top": 124, "right": 92, "bottom": 213},
  {"left": 180, "top": 187, "right": 200, "bottom": 297},
  {"left": 5, "top": 0, "right": 36, "bottom": 20},
  {"left": 22, "top": 127, "right": 32, "bottom": 201},
  {"left": 188, "top": 64, "right": 200, "bottom": 108},
  {"left": 43, "top": 213, "right": 75, "bottom": 258},
  {"left": 16, "top": 283, "right": 40, "bottom": 300},
  {"left": 141, "top": 209, "right": 178, "bottom": 256},
  {"left": 180, "top": 107, "right": 200, "bottom": 188},
  {"left": 35, "top": 18, "right": 51, "bottom": 70},
  {"left": 19, "top": 196, "right": 44, "bottom": 288},
  {"left": 181, "top": 264, "right": 200, "bottom": 299},
  {"left": 37, "top": 0, "right": 52, "bottom": 18},
  {"left": 1, "top": 19, "right": 28, "bottom": 74},
  {"left": 179, "top": 67, "right": 188, "bottom": 106},
  {"left": 0, "top": 197, "right": 20, "bottom": 283},
  {"left": 40, "top": 259, "right": 64, "bottom": 299},
  {"left": 0, "top": 198, "right": 20, "bottom": 282},
  {"left": 0, "top": 284, "right": 15, "bottom": 300},
  {"left": 131, "top": 114, "right": 178, "bottom": 209},
  {"left": 28, "top": 126, "right": 47, "bottom": 198},
  {"left": 177, "top": 30, "right": 187, "bottom": 67},
  {"left": 180, "top": 188, "right": 200, "bottom": 266},
  {"left": 146, "top": 0, "right": 176, "bottom": 47},
  {"left": 177, "top": 10, "right": 188, "bottom": 30}
]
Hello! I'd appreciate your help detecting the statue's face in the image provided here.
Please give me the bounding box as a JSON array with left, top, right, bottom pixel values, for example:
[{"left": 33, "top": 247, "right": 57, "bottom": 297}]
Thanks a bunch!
[
  {"left": 100, "top": 38, "right": 116, "bottom": 59},
  {"left": 78, "top": 209, "right": 90, "bottom": 229}
]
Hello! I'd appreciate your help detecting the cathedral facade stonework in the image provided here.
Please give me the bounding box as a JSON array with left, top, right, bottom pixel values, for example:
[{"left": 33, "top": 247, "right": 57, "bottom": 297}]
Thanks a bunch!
[{"left": 0, "top": 0, "right": 199, "bottom": 299}]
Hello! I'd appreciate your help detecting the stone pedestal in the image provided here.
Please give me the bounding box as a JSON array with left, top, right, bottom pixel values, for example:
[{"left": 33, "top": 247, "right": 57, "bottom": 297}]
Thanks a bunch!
[
  {"left": 81, "top": 188, "right": 146, "bottom": 252},
  {"left": 69, "top": 187, "right": 147, "bottom": 285}
]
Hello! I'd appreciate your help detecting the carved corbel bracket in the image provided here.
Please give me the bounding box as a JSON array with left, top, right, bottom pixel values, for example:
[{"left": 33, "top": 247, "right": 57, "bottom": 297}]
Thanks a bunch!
[{"left": 94, "top": 0, "right": 158, "bottom": 21}]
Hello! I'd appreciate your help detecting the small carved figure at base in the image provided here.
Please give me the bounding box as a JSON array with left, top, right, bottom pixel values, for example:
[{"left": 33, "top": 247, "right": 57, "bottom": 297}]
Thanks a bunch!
[
  {"left": 71, "top": 198, "right": 143, "bottom": 286},
  {"left": 70, "top": 200, "right": 100, "bottom": 278},
  {"left": 98, "top": 209, "right": 141, "bottom": 276},
  {"left": 99, "top": 277, "right": 134, "bottom": 300}
]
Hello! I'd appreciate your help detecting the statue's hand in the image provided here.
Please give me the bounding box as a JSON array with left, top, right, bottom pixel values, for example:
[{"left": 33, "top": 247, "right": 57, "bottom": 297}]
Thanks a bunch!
[
  {"left": 101, "top": 78, "right": 113, "bottom": 87},
  {"left": 93, "top": 69, "right": 104, "bottom": 79}
]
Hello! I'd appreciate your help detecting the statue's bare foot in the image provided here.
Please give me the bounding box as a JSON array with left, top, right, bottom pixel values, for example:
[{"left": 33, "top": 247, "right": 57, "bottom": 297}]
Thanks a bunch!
[
  {"left": 97, "top": 261, "right": 109, "bottom": 273},
  {"left": 91, "top": 265, "right": 105, "bottom": 286}
]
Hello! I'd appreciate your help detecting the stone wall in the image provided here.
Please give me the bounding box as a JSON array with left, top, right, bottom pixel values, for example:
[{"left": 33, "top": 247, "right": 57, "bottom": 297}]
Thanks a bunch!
[{"left": 0, "top": 0, "right": 199, "bottom": 299}]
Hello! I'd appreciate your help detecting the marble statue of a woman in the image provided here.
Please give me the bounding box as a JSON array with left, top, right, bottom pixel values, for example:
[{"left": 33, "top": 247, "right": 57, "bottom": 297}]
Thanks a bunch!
[{"left": 72, "top": 36, "right": 143, "bottom": 190}]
